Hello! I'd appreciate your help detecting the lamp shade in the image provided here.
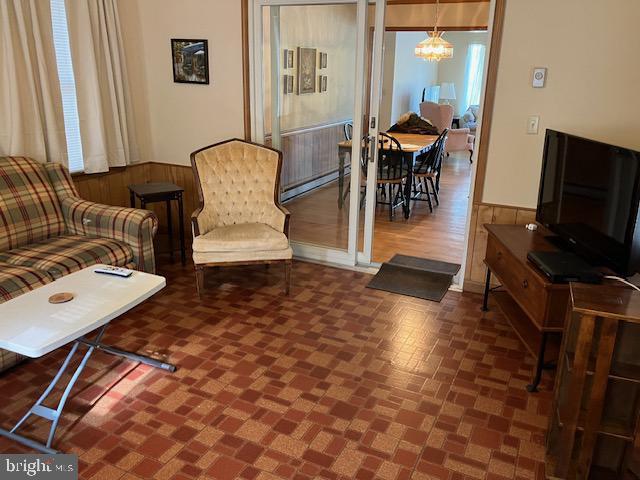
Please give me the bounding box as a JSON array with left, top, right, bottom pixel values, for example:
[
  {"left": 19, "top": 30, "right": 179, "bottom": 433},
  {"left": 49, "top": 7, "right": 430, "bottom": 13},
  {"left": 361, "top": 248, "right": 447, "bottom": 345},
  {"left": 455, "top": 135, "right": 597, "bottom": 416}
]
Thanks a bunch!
[{"left": 439, "top": 82, "right": 456, "bottom": 101}]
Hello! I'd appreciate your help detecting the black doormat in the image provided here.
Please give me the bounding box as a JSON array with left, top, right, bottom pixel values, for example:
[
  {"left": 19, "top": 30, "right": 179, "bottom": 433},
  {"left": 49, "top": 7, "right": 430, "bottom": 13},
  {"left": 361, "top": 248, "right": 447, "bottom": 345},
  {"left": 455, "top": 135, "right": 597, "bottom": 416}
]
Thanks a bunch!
[{"left": 366, "top": 254, "right": 461, "bottom": 302}]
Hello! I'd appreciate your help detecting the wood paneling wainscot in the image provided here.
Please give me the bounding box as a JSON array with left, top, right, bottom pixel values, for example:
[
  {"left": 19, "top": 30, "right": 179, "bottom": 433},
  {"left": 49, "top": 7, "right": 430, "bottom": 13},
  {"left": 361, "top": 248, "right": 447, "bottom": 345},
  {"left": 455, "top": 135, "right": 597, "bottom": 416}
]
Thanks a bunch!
[
  {"left": 463, "top": 202, "right": 537, "bottom": 293},
  {"left": 74, "top": 162, "right": 199, "bottom": 257},
  {"left": 265, "top": 121, "right": 350, "bottom": 194}
]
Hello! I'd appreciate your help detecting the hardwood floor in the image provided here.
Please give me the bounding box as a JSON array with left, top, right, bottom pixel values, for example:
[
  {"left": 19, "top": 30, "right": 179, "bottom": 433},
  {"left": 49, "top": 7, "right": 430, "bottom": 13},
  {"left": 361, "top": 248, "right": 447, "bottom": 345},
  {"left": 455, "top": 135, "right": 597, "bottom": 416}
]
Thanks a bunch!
[{"left": 285, "top": 151, "right": 472, "bottom": 264}]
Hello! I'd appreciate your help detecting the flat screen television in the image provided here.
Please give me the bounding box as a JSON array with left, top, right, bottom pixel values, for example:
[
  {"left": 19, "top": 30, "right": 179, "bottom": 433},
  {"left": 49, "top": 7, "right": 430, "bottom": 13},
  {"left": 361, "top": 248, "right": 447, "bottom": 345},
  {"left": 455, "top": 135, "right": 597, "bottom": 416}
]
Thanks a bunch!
[{"left": 536, "top": 129, "right": 640, "bottom": 276}]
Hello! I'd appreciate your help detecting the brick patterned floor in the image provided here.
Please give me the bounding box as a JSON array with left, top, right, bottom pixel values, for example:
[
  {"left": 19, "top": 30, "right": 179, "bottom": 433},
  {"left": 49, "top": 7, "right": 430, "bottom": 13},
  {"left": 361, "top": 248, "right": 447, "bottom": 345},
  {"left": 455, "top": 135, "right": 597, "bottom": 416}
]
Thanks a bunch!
[{"left": 0, "top": 261, "right": 553, "bottom": 479}]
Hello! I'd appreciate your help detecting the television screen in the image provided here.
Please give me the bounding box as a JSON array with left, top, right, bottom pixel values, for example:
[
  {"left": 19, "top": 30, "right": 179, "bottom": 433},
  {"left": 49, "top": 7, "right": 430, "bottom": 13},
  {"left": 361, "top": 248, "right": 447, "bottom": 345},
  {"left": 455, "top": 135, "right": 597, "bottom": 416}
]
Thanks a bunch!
[{"left": 536, "top": 130, "right": 640, "bottom": 275}]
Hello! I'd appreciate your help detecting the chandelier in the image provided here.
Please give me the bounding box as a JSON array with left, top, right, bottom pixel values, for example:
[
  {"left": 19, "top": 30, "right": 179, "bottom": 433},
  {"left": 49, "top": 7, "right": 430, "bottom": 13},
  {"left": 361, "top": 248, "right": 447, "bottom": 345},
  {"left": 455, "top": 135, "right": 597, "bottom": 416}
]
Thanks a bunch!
[{"left": 414, "top": 0, "right": 453, "bottom": 61}]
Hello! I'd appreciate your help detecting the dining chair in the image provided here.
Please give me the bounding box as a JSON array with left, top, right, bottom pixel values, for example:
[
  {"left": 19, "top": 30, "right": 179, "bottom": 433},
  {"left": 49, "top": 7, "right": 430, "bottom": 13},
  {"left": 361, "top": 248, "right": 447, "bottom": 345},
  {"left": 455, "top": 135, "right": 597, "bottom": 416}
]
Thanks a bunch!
[
  {"left": 412, "top": 129, "right": 448, "bottom": 212},
  {"left": 343, "top": 123, "right": 353, "bottom": 141},
  {"left": 376, "top": 132, "right": 409, "bottom": 221}
]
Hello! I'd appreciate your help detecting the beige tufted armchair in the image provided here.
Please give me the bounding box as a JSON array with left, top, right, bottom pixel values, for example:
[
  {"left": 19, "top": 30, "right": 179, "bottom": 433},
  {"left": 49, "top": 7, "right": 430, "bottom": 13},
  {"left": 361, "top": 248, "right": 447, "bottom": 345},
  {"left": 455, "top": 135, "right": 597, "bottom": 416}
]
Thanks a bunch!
[{"left": 190, "top": 139, "right": 292, "bottom": 296}]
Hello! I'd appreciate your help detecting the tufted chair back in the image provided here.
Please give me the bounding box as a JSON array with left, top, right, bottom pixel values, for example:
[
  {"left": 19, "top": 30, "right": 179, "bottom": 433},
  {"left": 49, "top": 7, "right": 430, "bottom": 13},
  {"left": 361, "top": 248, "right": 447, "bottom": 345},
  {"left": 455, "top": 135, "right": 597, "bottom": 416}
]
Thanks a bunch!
[
  {"left": 419, "top": 101, "right": 454, "bottom": 134},
  {"left": 191, "top": 139, "right": 287, "bottom": 236}
]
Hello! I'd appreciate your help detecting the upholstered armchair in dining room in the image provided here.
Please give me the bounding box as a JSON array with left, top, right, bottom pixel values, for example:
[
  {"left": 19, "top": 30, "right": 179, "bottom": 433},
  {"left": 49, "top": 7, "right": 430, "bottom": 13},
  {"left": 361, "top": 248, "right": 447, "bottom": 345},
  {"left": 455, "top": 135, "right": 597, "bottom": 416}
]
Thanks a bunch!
[
  {"left": 190, "top": 139, "right": 292, "bottom": 296},
  {"left": 419, "top": 101, "right": 475, "bottom": 162}
]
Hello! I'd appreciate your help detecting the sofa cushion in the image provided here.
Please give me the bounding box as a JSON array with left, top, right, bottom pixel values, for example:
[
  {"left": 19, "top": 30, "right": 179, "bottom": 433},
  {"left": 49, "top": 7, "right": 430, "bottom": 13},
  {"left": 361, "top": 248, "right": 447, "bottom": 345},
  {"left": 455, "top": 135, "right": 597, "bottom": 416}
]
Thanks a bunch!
[
  {"left": 0, "top": 235, "right": 134, "bottom": 279},
  {"left": 193, "top": 223, "right": 290, "bottom": 253},
  {"left": 0, "top": 157, "right": 66, "bottom": 251},
  {"left": 0, "top": 262, "right": 54, "bottom": 303}
]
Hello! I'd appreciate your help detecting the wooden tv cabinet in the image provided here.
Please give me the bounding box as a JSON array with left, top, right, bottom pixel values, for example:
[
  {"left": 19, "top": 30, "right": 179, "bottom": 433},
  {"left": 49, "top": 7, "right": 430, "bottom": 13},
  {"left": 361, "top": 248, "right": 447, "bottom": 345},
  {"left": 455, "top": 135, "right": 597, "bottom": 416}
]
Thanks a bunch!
[{"left": 482, "top": 224, "right": 570, "bottom": 392}]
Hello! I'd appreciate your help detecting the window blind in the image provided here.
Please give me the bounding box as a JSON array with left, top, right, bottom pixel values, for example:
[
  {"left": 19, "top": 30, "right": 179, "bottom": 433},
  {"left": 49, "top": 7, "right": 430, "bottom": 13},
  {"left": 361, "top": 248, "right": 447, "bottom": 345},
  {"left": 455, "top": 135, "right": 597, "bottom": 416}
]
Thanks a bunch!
[{"left": 50, "top": 0, "right": 84, "bottom": 173}]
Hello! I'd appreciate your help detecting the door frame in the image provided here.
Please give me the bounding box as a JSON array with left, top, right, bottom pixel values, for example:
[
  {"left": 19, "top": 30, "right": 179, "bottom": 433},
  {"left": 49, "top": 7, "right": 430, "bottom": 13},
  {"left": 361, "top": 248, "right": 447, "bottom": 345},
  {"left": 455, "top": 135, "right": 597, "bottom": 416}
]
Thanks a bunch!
[
  {"left": 246, "top": 0, "right": 387, "bottom": 268},
  {"left": 241, "top": 0, "right": 507, "bottom": 289}
]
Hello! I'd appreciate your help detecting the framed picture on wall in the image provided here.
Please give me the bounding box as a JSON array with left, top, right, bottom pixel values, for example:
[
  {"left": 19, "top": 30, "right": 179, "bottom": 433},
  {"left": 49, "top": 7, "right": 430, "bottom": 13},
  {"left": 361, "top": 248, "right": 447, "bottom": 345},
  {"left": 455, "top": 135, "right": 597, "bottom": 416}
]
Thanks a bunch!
[
  {"left": 283, "top": 75, "right": 294, "bottom": 94},
  {"left": 283, "top": 49, "right": 294, "bottom": 69},
  {"left": 297, "top": 47, "right": 317, "bottom": 94},
  {"left": 318, "top": 75, "right": 327, "bottom": 93},
  {"left": 171, "top": 39, "right": 209, "bottom": 84},
  {"left": 319, "top": 52, "right": 328, "bottom": 69}
]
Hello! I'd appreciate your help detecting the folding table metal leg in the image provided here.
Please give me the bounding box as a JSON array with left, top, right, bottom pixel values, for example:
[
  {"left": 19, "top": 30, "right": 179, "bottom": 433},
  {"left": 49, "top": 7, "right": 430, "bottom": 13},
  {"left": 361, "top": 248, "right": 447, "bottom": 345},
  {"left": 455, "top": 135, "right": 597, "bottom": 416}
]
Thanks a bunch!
[
  {"left": 0, "top": 325, "right": 177, "bottom": 453},
  {"left": 77, "top": 340, "right": 176, "bottom": 372},
  {"left": 0, "top": 326, "right": 106, "bottom": 454}
]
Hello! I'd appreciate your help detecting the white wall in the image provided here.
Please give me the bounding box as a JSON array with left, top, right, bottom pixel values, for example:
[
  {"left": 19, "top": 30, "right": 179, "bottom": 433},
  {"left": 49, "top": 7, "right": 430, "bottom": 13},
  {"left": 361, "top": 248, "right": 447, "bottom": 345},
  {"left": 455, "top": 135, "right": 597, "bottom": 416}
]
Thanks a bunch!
[
  {"left": 436, "top": 31, "right": 487, "bottom": 116},
  {"left": 117, "top": 0, "right": 245, "bottom": 166},
  {"left": 383, "top": 32, "right": 439, "bottom": 128},
  {"left": 263, "top": 5, "right": 357, "bottom": 133},
  {"left": 482, "top": 0, "right": 640, "bottom": 208},
  {"left": 379, "top": 32, "right": 397, "bottom": 131}
]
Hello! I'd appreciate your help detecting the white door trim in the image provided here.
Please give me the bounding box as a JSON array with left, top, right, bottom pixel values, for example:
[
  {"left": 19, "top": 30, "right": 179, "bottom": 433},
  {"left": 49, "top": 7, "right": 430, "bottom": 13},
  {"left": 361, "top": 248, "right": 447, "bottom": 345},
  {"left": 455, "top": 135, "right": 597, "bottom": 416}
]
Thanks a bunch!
[{"left": 248, "top": 0, "right": 385, "bottom": 268}]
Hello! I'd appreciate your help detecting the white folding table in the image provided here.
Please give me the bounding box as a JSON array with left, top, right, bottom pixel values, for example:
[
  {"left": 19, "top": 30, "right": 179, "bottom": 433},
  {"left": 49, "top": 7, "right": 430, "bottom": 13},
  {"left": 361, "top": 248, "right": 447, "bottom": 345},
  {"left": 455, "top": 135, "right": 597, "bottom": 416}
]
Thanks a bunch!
[{"left": 0, "top": 265, "right": 176, "bottom": 454}]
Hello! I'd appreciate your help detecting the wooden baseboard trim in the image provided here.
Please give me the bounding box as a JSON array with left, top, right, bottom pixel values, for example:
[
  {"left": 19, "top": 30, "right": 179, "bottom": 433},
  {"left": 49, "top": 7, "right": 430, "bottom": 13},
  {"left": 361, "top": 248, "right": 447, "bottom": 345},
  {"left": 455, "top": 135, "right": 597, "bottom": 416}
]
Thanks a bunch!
[{"left": 463, "top": 279, "right": 486, "bottom": 294}]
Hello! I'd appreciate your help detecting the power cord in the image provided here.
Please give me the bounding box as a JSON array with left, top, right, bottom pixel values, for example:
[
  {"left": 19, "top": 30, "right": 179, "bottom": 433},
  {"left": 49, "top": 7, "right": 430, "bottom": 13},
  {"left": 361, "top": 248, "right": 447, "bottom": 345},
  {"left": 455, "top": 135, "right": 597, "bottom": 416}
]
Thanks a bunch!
[{"left": 603, "top": 275, "right": 640, "bottom": 292}]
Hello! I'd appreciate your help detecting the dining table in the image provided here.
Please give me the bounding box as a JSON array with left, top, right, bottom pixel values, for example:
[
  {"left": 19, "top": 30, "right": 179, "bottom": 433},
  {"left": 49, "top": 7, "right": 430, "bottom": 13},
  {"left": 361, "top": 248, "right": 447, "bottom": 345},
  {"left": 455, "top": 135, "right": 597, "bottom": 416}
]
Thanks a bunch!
[{"left": 337, "top": 132, "right": 439, "bottom": 218}]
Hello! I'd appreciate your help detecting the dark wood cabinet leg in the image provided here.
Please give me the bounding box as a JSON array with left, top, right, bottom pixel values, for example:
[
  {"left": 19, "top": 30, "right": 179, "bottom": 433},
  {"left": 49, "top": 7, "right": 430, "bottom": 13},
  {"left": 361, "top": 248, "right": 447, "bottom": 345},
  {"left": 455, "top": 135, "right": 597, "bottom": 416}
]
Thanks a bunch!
[
  {"left": 166, "top": 199, "right": 173, "bottom": 263},
  {"left": 527, "top": 332, "right": 549, "bottom": 393},
  {"left": 129, "top": 191, "right": 136, "bottom": 208},
  {"left": 178, "top": 194, "right": 186, "bottom": 266},
  {"left": 482, "top": 268, "right": 491, "bottom": 312}
]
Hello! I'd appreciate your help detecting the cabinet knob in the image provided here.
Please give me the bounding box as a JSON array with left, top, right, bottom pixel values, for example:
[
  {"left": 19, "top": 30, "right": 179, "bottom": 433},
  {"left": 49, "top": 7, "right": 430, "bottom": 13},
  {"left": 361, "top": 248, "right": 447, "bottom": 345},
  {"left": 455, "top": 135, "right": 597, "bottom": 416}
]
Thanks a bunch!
[{"left": 522, "top": 279, "right": 528, "bottom": 288}]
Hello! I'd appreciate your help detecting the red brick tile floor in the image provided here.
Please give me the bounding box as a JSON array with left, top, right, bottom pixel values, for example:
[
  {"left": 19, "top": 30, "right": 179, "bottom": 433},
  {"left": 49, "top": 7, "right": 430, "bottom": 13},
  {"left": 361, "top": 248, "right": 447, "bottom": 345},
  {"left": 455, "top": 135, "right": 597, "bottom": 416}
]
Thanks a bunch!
[{"left": 0, "top": 261, "right": 554, "bottom": 479}]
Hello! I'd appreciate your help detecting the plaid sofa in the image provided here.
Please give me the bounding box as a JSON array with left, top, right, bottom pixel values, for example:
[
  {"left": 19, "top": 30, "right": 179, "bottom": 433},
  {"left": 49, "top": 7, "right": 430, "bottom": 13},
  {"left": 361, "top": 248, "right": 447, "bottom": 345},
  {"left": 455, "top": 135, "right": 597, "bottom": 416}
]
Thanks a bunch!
[{"left": 0, "top": 157, "right": 158, "bottom": 371}]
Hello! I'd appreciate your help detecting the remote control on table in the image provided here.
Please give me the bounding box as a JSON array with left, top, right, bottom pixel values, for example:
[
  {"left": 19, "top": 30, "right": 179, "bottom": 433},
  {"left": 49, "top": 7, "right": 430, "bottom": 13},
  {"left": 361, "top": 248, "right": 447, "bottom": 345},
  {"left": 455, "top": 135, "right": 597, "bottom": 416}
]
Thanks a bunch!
[{"left": 94, "top": 266, "right": 133, "bottom": 277}]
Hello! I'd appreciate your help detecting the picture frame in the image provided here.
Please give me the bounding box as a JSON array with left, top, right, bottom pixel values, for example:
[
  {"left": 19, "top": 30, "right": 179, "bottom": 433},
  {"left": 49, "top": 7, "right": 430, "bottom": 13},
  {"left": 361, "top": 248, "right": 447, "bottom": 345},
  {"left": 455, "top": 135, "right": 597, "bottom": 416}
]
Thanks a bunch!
[
  {"left": 297, "top": 47, "right": 317, "bottom": 95},
  {"left": 283, "top": 49, "right": 294, "bottom": 69},
  {"left": 283, "top": 75, "right": 294, "bottom": 94},
  {"left": 318, "top": 75, "right": 328, "bottom": 93},
  {"left": 171, "top": 39, "right": 209, "bottom": 84},
  {"left": 319, "top": 52, "right": 328, "bottom": 69}
]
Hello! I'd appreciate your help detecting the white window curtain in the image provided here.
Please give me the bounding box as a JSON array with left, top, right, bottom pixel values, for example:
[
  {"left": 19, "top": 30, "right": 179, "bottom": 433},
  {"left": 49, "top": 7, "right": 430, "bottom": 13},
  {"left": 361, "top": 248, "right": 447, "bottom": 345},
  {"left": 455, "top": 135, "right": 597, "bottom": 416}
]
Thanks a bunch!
[
  {"left": 0, "top": 0, "right": 68, "bottom": 165},
  {"left": 462, "top": 43, "right": 486, "bottom": 114},
  {"left": 64, "top": 0, "right": 138, "bottom": 174}
]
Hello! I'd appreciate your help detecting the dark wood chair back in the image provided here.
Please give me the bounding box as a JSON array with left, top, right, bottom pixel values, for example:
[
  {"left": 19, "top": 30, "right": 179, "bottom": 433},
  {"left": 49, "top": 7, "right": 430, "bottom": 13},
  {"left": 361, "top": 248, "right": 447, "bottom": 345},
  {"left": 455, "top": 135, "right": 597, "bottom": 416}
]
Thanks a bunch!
[
  {"left": 344, "top": 123, "right": 353, "bottom": 141},
  {"left": 377, "top": 132, "right": 408, "bottom": 182},
  {"left": 414, "top": 129, "right": 448, "bottom": 176}
]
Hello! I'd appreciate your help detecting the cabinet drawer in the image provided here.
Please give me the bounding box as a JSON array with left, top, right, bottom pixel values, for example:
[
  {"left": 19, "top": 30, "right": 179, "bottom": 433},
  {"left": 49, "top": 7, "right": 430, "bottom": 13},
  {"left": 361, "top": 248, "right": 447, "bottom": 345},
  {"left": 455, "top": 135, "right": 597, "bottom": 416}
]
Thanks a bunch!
[{"left": 486, "top": 235, "right": 548, "bottom": 329}]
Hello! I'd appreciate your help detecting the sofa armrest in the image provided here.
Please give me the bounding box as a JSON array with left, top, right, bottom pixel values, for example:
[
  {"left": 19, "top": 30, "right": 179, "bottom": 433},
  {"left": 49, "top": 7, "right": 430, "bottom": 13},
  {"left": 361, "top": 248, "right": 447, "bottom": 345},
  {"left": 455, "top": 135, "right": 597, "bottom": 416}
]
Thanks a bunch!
[{"left": 60, "top": 197, "right": 158, "bottom": 274}]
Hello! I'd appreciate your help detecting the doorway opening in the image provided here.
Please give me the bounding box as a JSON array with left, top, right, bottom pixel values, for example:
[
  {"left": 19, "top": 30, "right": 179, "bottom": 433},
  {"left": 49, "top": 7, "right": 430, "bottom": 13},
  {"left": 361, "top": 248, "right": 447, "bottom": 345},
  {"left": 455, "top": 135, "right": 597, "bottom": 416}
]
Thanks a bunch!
[
  {"left": 366, "top": 29, "right": 488, "bottom": 266},
  {"left": 247, "top": 0, "right": 501, "bottom": 286}
]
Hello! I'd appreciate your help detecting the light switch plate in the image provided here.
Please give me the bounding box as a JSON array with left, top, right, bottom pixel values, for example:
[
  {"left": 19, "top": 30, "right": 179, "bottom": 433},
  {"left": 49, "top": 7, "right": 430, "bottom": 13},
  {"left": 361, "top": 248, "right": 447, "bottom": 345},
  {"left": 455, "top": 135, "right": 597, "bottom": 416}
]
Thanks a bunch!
[
  {"left": 527, "top": 116, "right": 539, "bottom": 134},
  {"left": 532, "top": 67, "right": 547, "bottom": 88}
]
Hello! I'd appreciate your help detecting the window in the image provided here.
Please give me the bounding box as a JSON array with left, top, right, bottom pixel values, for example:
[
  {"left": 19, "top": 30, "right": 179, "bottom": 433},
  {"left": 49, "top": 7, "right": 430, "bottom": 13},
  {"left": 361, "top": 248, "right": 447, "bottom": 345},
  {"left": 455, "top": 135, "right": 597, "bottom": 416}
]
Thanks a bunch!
[
  {"left": 462, "top": 43, "right": 486, "bottom": 113},
  {"left": 50, "top": 0, "right": 84, "bottom": 173}
]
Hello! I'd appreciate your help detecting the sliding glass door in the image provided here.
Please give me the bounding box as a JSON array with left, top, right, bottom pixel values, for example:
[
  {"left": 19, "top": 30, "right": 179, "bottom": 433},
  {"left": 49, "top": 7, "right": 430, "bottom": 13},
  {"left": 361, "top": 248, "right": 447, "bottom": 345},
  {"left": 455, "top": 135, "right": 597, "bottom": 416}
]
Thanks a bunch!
[{"left": 250, "top": 0, "right": 385, "bottom": 267}]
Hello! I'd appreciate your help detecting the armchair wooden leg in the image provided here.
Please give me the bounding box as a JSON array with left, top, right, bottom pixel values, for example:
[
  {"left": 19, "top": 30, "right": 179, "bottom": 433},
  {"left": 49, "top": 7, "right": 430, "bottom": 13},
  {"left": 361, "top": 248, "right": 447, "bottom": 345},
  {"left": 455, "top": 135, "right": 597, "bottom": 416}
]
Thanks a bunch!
[
  {"left": 195, "top": 266, "right": 205, "bottom": 298},
  {"left": 469, "top": 149, "right": 473, "bottom": 163},
  {"left": 284, "top": 261, "right": 292, "bottom": 295}
]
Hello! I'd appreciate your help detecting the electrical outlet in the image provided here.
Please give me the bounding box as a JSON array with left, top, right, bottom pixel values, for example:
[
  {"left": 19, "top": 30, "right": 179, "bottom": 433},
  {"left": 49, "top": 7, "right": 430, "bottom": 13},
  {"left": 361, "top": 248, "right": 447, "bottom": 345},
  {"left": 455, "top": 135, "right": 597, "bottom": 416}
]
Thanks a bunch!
[{"left": 527, "top": 116, "right": 539, "bottom": 134}]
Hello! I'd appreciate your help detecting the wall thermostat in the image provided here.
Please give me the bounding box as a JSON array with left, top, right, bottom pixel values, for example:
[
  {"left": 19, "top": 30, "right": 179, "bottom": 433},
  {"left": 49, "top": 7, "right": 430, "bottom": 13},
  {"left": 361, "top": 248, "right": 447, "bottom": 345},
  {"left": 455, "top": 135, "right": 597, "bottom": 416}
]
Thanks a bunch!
[{"left": 532, "top": 67, "right": 547, "bottom": 88}]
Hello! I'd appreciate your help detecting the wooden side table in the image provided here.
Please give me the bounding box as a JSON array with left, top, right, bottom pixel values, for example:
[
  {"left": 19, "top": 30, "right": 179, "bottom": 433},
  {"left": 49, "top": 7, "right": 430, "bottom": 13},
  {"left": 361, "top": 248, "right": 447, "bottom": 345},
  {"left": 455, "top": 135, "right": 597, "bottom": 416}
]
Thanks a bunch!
[
  {"left": 546, "top": 282, "right": 640, "bottom": 478},
  {"left": 482, "top": 224, "right": 568, "bottom": 392},
  {"left": 129, "top": 182, "right": 186, "bottom": 266}
]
